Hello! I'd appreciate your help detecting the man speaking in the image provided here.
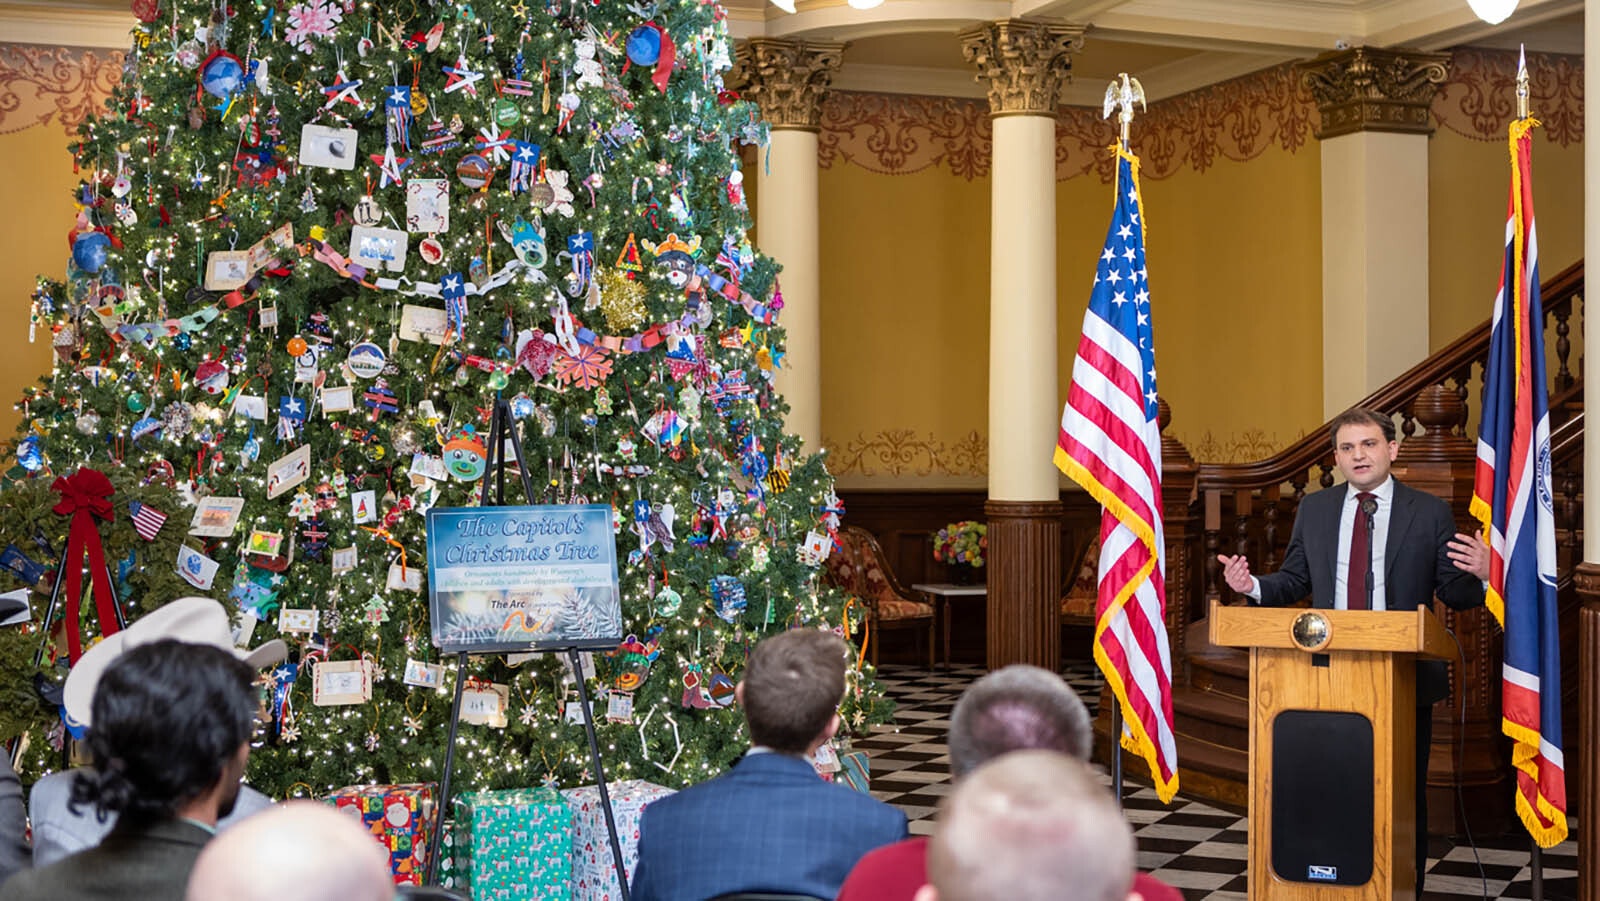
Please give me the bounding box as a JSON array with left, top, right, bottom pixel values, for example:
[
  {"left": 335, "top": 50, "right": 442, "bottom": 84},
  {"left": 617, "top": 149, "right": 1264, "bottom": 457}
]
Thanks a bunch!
[{"left": 1215, "top": 407, "right": 1489, "bottom": 891}]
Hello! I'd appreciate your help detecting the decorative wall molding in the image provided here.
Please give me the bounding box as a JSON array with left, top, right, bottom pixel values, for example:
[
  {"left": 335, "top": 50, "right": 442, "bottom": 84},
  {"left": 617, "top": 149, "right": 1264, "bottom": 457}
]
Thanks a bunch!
[
  {"left": 822, "top": 429, "right": 988, "bottom": 478},
  {"left": 1183, "top": 429, "right": 1307, "bottom": 464},
  {"left": 0, "top": 44, "right": 123, "bottom": 136},
  {"left": 818, "top": 47, "right": 1583, "bottom": 182},
  {"left": 1433, "top": 47, "right": 1583, "bottom": 146},
  {"left": 819, "top": 61, "right": 1315, "bottom": 182}
]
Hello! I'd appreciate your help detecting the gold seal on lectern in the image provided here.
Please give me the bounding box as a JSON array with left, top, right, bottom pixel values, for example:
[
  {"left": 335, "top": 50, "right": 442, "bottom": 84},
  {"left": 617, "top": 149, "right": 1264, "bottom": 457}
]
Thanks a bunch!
[{"left": 1290, "top": 611, "right": 1332, "bottom": 652}]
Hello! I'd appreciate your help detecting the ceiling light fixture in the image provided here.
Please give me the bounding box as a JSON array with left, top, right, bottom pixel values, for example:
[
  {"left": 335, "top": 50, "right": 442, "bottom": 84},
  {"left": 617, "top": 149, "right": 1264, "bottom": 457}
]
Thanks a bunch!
[
  {"left": 847, "top": 0, "right": 886, "bottom": 8},
  {"left": 1466, "top": 0, "right": 1519, "bottom": 24},
  {"left": 769, "top": 0, "right": 796, "bottom": 12}
]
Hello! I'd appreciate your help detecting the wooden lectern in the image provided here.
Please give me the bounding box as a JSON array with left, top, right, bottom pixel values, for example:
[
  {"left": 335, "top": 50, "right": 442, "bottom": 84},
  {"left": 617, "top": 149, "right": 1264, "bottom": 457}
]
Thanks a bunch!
[{"left": 1209, "top": 599, "right": 1455, "bottom": 900}]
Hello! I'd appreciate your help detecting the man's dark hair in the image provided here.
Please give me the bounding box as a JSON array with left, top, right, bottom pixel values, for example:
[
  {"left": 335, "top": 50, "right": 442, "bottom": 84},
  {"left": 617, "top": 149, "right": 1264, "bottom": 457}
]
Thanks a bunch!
[
  {"left": 70, "top": 640, "right": 257, "bottom": 826},
  {"left": 948, "top": 665, "right": 1093, "bottom": 779},
  {"left": 740, "top": 629, "right": 846, "bottom": 754},
  {"left": 1328, "top": 407, "right": 1395, "bottom": 447}
]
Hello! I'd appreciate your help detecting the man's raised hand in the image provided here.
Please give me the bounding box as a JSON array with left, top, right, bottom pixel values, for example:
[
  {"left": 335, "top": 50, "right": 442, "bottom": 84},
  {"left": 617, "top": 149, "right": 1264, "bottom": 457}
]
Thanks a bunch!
[{"left": 1215, "top": 554, "right": 1254, "bottom": 594}]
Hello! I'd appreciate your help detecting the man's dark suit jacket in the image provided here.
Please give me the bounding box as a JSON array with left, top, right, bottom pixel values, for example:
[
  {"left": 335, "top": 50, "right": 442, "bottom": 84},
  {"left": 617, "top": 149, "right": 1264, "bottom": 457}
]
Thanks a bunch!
[
  {"left": 630, "top": 750, "right": 907, "bottom": 901},
  {"left": 1254, "top": 479, "right": 1485, "bottom": 705},
  {"left": 0, "top": 818, "right": 209, "bottom": 901}
]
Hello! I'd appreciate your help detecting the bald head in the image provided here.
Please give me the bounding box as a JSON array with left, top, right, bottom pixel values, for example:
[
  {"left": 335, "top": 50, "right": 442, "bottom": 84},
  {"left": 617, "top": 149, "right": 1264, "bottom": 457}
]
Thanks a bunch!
[
  {"left": 185, "top": 801, "right": 393, "bottom": 901},
  {"left": 918, "top": 751, "right": 1135, "bottom": 901},
  {"left": 948, "top": 664, "right": 1093, "bottom": 779}
]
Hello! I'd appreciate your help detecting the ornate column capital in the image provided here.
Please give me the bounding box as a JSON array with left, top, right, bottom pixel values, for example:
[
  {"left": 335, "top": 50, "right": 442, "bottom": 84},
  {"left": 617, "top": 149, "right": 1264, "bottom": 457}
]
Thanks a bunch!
[
  {"left": 1299, "top": 46, "right": 1450, "bottom": 139},
  {"left": 732, "top": 38, "right": 846, "bottom": 132},
  {"left": 959, "top": 19, "right": 1086, "bottom": 117}
]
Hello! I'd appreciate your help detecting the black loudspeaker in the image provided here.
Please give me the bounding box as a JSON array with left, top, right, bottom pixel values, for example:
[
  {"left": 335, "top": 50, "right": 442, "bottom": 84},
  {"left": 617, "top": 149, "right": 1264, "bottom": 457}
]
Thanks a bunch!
[{"left": 1270, "top": 709, "right": 1374, "bottom": 886}]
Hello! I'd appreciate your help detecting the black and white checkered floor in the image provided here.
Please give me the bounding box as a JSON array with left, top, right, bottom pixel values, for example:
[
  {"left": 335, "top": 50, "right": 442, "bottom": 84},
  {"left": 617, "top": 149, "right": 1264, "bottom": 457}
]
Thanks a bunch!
[{"left": 854, "top": 663, "right": 1582, "bottom": 901}]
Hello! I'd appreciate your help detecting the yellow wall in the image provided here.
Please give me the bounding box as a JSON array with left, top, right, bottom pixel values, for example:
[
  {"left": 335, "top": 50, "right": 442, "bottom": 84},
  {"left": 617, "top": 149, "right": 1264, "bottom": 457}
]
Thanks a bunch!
[
  {"left": 0, "top": 124, "right": 77, "bottom": 438},
  {"left": 1072, "top": 144, "right": 1325, "bottom": 463},
  {"left": 818, "top": 164, "right": 992, "bottom": 489},
  {"left": 1429, "top": 127, "right": 1586, "bottom": 345}
]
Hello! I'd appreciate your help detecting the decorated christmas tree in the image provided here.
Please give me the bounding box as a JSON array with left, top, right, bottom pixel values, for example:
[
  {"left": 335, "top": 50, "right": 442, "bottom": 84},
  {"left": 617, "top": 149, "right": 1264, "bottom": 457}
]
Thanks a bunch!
[{"left": 3, "top": 0, "right": 887, "bottom": 798}]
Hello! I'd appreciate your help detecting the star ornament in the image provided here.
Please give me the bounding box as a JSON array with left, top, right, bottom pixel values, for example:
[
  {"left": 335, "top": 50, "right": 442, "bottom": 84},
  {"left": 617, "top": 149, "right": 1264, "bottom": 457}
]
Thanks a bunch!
[
  {"left": 321, "top": 68, "right": 364, "bottom": 109},
  {"left": 474, "top": 127, "right": 512, "bottom": 164},
  {"left": 369, "top": 145, "right": 411, "bottom": 188},
  {"left": 442, "top": 55, "right": 484, "bottom": 96}
]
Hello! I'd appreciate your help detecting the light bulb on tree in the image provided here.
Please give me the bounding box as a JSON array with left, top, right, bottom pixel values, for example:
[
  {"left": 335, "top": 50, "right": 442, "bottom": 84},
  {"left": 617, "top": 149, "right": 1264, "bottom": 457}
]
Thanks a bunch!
[{"left": 1466, "top": 0, "right": 1518, "bottom": 23}]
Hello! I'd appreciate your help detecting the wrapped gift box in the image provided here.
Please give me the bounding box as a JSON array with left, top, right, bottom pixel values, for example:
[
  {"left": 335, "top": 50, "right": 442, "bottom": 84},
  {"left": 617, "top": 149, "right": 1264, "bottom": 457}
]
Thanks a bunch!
[
  {"left": 561, "top": 780, "right": 676, "bottom": 901},
  {"left": 325, "top": 782, "right": 436, "bottom": 885},
  {"left": 454, "top": 786, "right": 574, "bottom": 900}
]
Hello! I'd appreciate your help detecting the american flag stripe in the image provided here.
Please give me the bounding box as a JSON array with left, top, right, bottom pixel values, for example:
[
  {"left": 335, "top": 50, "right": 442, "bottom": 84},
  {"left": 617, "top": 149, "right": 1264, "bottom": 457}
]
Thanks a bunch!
[
  {"left": 1055, "top": 146, "right": 1179, "bottom": 803},
  {"left": 129, "top": 501, "right": 166, "bottom": 541},
  {"left": 1469, "top": 114, "right": 1567, "bottom": 848}
]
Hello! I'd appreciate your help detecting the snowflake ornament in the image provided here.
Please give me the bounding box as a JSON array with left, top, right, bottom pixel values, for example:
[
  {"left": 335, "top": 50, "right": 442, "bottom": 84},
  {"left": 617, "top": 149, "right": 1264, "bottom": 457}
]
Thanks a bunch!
[
  {"left": 364, "top": 731, "right": 380, "bottom": 751},
  {"left": 285, "top": 1, "right": 343, "bottom": 54},
  {"left": 403, "top": 715, "right": 422, "bottom": 736}
]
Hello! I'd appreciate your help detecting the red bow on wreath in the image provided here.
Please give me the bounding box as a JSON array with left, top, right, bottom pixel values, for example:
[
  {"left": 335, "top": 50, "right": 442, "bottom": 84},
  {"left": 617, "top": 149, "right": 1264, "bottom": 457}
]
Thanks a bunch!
[{"left": 50, "top": 467, "right": 122, "bottom": 663}]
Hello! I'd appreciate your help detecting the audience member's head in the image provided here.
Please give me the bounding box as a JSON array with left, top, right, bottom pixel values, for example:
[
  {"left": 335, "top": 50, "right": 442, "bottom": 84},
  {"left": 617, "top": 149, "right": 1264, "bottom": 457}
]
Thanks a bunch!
[
  {"left": 185, "top": 801, "right": 393, "bottom": 901},
  {"left": 69, "top": 639, "right": 258, "bottom": 828},
  {"left": 948, "top": 664, "right": 1093, "bottom": 779},
  {"left": 918, "top": 751, "right": 1135, "bottom": 901},
  {"left": 736, "top": 628, "right": 847, "bottom": 754}
]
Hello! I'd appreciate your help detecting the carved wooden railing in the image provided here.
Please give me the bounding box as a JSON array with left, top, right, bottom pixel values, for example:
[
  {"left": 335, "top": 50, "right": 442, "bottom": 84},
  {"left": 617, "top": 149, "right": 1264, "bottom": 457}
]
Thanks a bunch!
[
  {"left": 1197, "top": 259, "right": 1584, "bottom": 615},
  {"left": 1182, "top": 259, "right": 1584, "bottom": 836}
]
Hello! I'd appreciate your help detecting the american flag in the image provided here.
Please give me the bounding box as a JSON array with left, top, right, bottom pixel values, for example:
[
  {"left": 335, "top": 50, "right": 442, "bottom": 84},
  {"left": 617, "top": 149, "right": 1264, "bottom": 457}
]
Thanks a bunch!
[
  {"left": 128, "top": 500, "right": 167, "bottom": 541},
  {"left": 1054, "top": 147, "right": 1178, "bottom": 802},
  {"left": 1469, "top": 114, "right": 1567, "bottom": 847}
]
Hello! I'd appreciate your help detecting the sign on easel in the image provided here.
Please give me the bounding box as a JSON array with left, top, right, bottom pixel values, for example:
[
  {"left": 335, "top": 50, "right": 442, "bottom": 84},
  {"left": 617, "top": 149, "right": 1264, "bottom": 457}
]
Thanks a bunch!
[{"left": 423, "top": 504, "right": 623, "bottom": 653}]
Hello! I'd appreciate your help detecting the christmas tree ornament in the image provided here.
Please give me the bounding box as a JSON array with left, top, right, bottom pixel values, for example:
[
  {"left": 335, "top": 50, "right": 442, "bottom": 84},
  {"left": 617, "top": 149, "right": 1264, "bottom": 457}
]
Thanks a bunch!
[
  {"left": 455, "top": 153, "right": 493, "bottom": 191},
  {"left": 173, "top": 333, "right": 192, "bottom": 351},
  {"left": 160, "top": 401, "right": 194, "bottom": 438},
  {"left": 709, "top": 575, "right": 746, "bottom": 623},
  {"left": 125, "top": 392, "right": 146, "bottom": 413},
  {"left": 346, "top": 342, "right": 386, "bottom": 378},
  {"left": 443, "top": 426, "right": 487, "bottom": 481},
  {"left": 199, "top": 50, "right": 246, "bottom": 100},
  {"left": 598, "top": 268, "right": 646, "bottom": 331}
]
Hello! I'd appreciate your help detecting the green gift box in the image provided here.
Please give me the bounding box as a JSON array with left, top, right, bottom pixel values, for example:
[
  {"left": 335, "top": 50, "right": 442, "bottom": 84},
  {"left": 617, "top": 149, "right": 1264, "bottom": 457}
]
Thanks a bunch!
[{"left": 453, "top": 786, "right": 575, "bottom": 900}]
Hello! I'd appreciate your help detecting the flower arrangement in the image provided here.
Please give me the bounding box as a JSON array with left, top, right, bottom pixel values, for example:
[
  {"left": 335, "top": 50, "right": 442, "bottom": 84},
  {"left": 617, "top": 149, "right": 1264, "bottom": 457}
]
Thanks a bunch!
[{"left": 933, "top": 520, "right": 987, "bottom": 569}]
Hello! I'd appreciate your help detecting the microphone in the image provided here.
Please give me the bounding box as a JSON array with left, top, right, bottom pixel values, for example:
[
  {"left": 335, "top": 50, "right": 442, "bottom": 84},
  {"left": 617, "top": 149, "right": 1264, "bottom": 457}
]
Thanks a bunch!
[{"left": 1360, "top": 496, "right": 1378, "bottom": 610}]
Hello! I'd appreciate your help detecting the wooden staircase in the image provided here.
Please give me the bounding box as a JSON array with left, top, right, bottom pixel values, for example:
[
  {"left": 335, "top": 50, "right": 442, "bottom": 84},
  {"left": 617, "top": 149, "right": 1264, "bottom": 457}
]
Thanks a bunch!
[{"left": 1097, "top": 260, "right": 1587, "bottom": 835}]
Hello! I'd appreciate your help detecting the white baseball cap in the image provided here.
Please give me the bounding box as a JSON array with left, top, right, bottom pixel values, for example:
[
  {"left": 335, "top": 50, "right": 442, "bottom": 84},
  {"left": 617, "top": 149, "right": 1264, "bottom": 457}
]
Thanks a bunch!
[{"left": 63, "top": 597, "right": 287, "bottom": 727}]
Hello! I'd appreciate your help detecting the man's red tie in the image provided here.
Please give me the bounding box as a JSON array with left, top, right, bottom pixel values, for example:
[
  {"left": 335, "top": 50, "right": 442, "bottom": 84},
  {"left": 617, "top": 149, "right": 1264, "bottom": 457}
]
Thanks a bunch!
[{"left": 1346, "top": 491, "right": 1376, "bottom": 610}]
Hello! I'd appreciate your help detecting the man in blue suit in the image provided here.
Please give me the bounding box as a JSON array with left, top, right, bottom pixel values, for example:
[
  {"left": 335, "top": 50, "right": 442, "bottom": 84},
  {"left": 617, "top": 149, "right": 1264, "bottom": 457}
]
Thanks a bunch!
[{"left": 631, "top": 629, "right": 907, "bottom": 901}]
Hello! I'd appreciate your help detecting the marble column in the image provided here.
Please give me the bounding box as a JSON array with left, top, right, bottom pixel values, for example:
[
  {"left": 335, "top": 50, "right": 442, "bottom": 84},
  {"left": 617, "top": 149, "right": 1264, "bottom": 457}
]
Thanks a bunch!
[
  {"left": 959, "top": 19, "right": 1085, "bottom": 671},
  {"left": 1300, "top": 47, "right": 1449, "bottom": 419},
  {"left": 736, "top": 39, "right": 844, "bottom": 452},
  {"left": 1576, "top": 4, "right": 1599, "bottom": 897}
]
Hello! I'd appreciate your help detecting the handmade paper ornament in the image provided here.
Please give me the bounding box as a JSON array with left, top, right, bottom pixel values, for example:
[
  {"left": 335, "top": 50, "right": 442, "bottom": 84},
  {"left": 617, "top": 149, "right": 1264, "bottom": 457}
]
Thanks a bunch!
[
  {"left": 508, "top": 142, "right": 541, "bottom": 194},
  {"left": 195, "top": 360, "right": 229, "bottom": 395},
  {"left": 455, "top": 153, "right": 493, "bottom": 190},
  {"left": 385, "top": 85, "right": 413, "bottom": 148},
  {"left": 552, "top": 344, "right": 613, "bottom": 390},
  {"left": 503, "top": 217, "right": 546, "bottom": 268},
  {"left": 363, "top": 380, "right": 399, "bottom": 416},
  {"left": 641, "top": 233, "right": 700, "bottom": 289},
  {"left": 346, "top": 342, "right": 386, "bottom": 379},
  {"left": 15, "top": 436, "right": 43, "bottom": 471},
  {"left": 654, "top": 584, "right": 682, "bottom": 617},
  {"left": 442, "top": 427, "right": 487, "bottom": 481},
  {"left": 709, "top": 575, "right": 746, "bottom": 623},
  {"left": 160, "top": 402, "right": 194, "bottom": 438},
  {"left": 131, "top": 0, "right": 161, "bottom": 23},
  {"left": 199, "top": 50, "right": 246, "bottom": 100},
  {"left": 71, "top": 232, "right": 110, "bottom": 274}
]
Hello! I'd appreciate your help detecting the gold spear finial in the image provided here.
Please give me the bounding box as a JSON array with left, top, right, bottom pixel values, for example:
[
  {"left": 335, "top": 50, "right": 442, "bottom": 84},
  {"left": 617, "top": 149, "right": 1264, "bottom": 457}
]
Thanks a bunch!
[
  {"left": 1102, "top": 72, "right": 1147, "bottom": 148},
  {"left": 1515, "top": 44, "right": 1530, "bottom": 119}
]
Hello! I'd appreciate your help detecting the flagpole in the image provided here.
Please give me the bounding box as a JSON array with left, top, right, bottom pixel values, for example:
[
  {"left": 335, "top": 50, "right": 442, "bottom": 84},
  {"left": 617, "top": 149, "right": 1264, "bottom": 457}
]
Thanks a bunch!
[
  {"left": 1514, "top": 45, "right": 1545, "bottom": 901},
  {"left": 1099, "top": 71, "right": 1145, "bottom": 811}
]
